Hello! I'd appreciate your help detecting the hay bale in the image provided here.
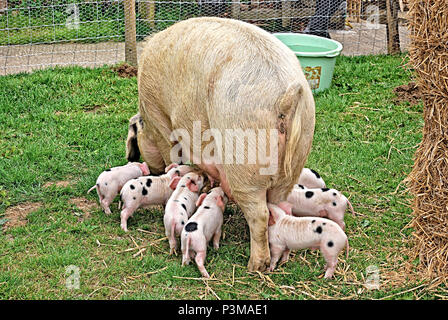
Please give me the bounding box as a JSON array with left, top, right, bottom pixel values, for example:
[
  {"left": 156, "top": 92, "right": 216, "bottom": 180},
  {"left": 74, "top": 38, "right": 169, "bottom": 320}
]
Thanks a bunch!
[{"left": 407, "top": 0, "right": 448, "bottom": 278}]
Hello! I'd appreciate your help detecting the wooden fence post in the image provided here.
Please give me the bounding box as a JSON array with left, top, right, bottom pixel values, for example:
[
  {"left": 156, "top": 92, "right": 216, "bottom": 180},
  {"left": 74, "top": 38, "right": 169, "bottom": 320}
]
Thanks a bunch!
[
  {"left": 386, "top": 0, "right": 400, "bottom": 54},
  {"left": 124, "top": 0, "right": 138, "bottom": 66},
  {"left": 0, "top": 0, "right": 7, "bottom": 13}
]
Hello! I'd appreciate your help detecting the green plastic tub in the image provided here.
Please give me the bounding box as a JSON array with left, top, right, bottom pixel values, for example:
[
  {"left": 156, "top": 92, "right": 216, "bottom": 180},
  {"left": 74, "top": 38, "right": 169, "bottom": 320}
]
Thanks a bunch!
[{"left": 274, "top": 33, "right": 343, "bottom": 92}]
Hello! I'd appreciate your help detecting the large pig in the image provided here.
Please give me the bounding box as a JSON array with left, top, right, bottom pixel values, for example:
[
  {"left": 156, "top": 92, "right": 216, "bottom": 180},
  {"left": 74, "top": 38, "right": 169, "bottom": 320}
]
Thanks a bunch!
[
  {"left": 164, "top": 171, "right": 205, "bottom": 254},
  {"left": 127, "top": 17, "right": 315, "bottom": 271},
  {"left": 180, "top": 187, "right": 228, "bottom": 278},
  {"left": 87, "top": 162, "right": 150, "bottom": 214},
  {"left": 267, "top": 203, "right": 348, "bottom": 278},
  {"left": 119, "top": 163, "right": 194, "bottom": 232}
]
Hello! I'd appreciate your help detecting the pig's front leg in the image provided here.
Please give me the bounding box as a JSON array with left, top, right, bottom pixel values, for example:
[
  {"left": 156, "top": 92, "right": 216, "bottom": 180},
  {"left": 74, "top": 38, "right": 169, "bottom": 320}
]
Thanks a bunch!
[
  {"left": 269, "top": 244, "right": 284, "bottom": 272},
  {"left": 120, "top": 205, "right": 138, "bottom": 232}
]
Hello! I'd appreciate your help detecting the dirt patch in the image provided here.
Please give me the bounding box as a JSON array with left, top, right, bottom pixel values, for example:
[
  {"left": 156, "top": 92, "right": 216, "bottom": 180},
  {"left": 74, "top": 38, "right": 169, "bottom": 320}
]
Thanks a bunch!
[
  {"left": 393, "top": 82, "right": 422, "bottom": 106},
  {"left": 83, "top": 104, "right": 105, "bottom": 113},
  {"left": 69, "top": 197, "right": 98, "bottom": 219},
  {"left": 111, "top": 63, "right": 137, "bottom": 78},
  {"left": 2, "top": 202, "right": 43, "bottom": 230},
  {"left": 43, "top": 180, "right": 71, "bottom": 188}
]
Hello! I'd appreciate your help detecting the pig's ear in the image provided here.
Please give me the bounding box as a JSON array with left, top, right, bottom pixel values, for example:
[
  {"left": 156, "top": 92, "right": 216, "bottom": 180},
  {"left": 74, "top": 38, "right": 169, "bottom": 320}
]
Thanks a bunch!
[
  {"left": 139, "top": 162, "right": 150, "bottom": 176},
  {"left": 165, "top": 163, "right": 179, "bottom": 173},
  {"left": 268, "top": 208, "right": 276, "bottom": 226},
  {"left": 318, "top": 209, "right": 328, "bottom": 218},
  {"left": 278, "top": 201, "right": 292, "bottom": 215},
  {"left": 196, "top": 193, "right": 207, "bottom": 207},
  {"left": 216, "top": 196, "right": 225, "bottom": 212},
  {"left": 169, "top": 176, "right": 182, "bottom": 190},
  {"left": 186, "top": 179, "right": 199, "bottom": 193}
]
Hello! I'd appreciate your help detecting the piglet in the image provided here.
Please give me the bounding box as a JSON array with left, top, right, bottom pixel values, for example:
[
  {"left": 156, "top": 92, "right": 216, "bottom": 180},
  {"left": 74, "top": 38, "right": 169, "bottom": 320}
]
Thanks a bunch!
[
  {"left": 119, "top": 163, "right": 194, "bottom": 232},
  {"left": 286, "top": 186, "right": 355, "bottom": 230},
  {"left": 267, "top": 203, "right": 348, "bottom": 278},
  {"left": 87, "top": 162, "right": 150, "bottom": 214},
  {"left": 180, "top": 187, "right": 227, "bottom": 278},
  {"left": 164, "top": 171, "right": 205, "bottom": 254},
  {"left": 298, "top": 168, "right": 326, "bottom": 189}
]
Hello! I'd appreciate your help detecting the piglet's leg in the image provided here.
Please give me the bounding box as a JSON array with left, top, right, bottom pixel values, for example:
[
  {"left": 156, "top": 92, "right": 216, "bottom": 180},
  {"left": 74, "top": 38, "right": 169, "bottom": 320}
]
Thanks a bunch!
[
  {"left": 279, "top": 249, "right": 291, "bottom": 265},
  {"left": 195, "top": 250, "right": 210, "bottom": 278},
  {"left": 212, "top": 229, "right": 222, "bottom": 250},
  {"left": 101, "top": 197, "right": 113, "bottom": 215},
  {"left": 269, "top": 244, "right": 284, "bottom": 272},
  {"left": 120, "top": 206, "right": 138, "bottom": 232},
  {"left": 166, "top": 223, "right": 177, "bottom": 255},
  {"left": 321, "top": 245, "right": 338, "bottom": 279}
]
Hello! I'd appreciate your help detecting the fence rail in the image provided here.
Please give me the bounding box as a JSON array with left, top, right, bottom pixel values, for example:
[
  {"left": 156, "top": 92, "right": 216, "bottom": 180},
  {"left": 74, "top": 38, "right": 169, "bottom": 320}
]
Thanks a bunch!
[{"left": 0, "top": 0, "right": 408, "bottom": 75}]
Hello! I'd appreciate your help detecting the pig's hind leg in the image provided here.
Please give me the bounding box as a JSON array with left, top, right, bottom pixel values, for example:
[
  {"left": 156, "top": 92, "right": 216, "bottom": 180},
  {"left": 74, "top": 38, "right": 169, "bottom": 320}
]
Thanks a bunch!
[
  {"left": 195, "top": 250, "right": 210, "bottom": 278},
  {"left": 279, "top": 249, "right": 291, "bottom": 265},
  {"left": 233, "top": 189, "right": 271, "bottom": 272},
  {"left": 212, "top": 228, "right": 222, "bottom": 250},
  {"left": 321, "top": 243, "right": 338, "bottom": 279},
  {"left": 100, "top": 193, "right": 114, "bottom": 215}
]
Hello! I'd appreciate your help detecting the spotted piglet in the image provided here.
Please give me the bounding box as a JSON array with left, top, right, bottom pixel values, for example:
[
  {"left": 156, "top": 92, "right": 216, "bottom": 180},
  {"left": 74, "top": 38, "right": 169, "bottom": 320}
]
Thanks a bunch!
[
  {"left": 164, "top": 171, "right": 205, "bottom": 254},
  {"left": 298, "top": 168, "right": 326, "bottom": 189},
  {"left": 286, "top": 186, "right": 354, "bottom": 230},
  {"left": 87, "top": 162, "right": 150, "bottom": 214},
  {"left": 267, "top": 203, "right": 348, "bottom": 278},
  {"left": 119, "top": 163, "right": 194, "bottom": 232},
  {"left": 180, "top": 187, "right": 227, "bottom": 278}
]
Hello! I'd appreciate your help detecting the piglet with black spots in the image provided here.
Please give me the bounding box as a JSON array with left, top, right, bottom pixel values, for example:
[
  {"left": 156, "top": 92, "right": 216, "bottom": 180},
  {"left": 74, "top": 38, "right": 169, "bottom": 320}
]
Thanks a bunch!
[
  {"left": 298, "top": 168, "right": 326, "bottom": 189},
  {"left": 180, "top": 187, "right": 228, "bottom": 278},
  {"left": 164, "top": 171, "right": 205, "bottom": 254},
  {"left": 267, "top": 203, "right": 348, "bottom": 278},
  {"left": 119, "top": 163, "right": 194, "bottom": 232},
  {"left": 286, "top": 186, "right": 355, "bottom": 230},
  {"left": 87, "top": 162, "right": 150, "bottom": 214}
]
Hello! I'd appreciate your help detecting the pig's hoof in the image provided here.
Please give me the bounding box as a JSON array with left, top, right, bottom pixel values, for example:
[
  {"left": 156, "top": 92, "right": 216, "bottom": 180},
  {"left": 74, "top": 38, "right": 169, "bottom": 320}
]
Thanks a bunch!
[{"left": 248, "top": 256, "right": 270, "bottom": 272}]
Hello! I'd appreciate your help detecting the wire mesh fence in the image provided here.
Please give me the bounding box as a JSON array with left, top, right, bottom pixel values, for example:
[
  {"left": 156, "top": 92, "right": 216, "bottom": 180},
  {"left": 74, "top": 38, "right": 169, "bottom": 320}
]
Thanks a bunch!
[{"left": 0, "top": 0, "right": 410, "bottom": 75}]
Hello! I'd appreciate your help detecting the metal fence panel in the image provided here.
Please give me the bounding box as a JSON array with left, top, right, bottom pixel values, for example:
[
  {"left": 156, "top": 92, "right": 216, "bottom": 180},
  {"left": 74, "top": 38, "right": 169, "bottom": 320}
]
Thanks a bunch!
[{"left": 0, "top": 0, "right": 410, "bottom": 75}]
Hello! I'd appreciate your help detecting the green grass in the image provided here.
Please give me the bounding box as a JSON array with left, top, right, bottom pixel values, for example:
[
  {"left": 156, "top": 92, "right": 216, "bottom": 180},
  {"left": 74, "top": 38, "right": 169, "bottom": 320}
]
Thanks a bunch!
[{"left": 0, "top": 54, "right": 440, "bottom": 299}]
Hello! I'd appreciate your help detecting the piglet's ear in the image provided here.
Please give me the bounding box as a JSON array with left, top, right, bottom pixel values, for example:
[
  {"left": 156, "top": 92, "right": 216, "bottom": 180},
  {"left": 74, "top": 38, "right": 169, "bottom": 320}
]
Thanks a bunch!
[
  {"left": 139, "top": 162, "right": 150, "bottom": 176},
  {"left": 318, "top": 209, "right": 328, "bottom": 218},
  {"left": 278, "top": 201, "right": 292, "bottom": 216},
  {"left": 216, "top": 196, "right": 225, "bottom": 212},
  {"left": 196, "top": 193, "right": 207, "bottom": 207},
  {"left": 169, "top": 176, "right": 181, "bottom": 190},
  {"left": 186, "top": 179, "right": 199, "bottom": 193},
  {"left": 165, "top": 163, "right": 179, "bottom": 173},
  {"left": 268, "top": 210, "right": 276, "bottom": 226}
]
